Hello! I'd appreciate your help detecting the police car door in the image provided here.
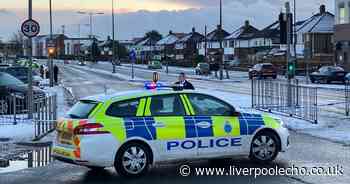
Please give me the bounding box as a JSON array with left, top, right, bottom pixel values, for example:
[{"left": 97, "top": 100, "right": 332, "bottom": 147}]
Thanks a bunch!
[
  {"left": 145, "top": 94, "right": 197, "bottom": 161},
  {"left": 185, "top": 93, "right": 243, "bottom": 157}
]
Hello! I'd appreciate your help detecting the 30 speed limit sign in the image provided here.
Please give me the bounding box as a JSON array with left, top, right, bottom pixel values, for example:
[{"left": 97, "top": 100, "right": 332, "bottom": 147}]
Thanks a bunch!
[{"left": 21, "top": 19, "right": 40, "bottom": 38}]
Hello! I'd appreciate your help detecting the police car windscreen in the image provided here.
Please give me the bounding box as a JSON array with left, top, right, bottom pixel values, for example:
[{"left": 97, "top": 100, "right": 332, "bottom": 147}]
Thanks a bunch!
[{"left": 66, "top": 100, "right": 98, "bottom": 119}]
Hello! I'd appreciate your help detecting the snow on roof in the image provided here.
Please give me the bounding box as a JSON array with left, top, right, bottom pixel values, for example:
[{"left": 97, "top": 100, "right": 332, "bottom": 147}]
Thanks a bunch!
[
  {"left": 296, "top": 12, "right": 334, "bottom": 33},
  {"left": 157, "top": 33, "right": 185, "bottom": 45}
]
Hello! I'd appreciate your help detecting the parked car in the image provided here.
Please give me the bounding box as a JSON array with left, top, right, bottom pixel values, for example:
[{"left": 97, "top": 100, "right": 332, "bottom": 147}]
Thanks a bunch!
[
  {"left": 0, "top": 72, "right": 45, "bottom": 114},
  {"left": 310, "top": 66, "right": 348, "bottom": 84},
  {"left": 224, "top": 59, "right": 240, "bottom": 69},
  {"left": 78, "top": 61, "right": 86, "bottom": 66},
  {"left": 148, "top": 60, "right": 162, "bottom": 70},
  {"left": 195, "top": 63, "right": 210, "bottom": 75},
  {"left": 0, "top": 66, "right": 41, "bottom": 85},
  {"left": 346, "top": 73, "right": 350, "bottom": 82},
  {"left": 249, "top": 63, "right": 277, "bottom": 79}
]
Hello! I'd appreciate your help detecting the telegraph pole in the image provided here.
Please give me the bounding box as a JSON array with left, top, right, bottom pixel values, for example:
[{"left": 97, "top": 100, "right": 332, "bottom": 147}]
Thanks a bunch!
[
  {"left": 286, "top": 2, "right": 292, "bottom": 107},
  {"left": 28, "top": 0, "right": 33, "bottom": 119},
  {"left": 219, "top": 0, "right": 224, "bottom": 80},
  {"left": 112, "top": 0, "right": 116, "bottom": 73}
]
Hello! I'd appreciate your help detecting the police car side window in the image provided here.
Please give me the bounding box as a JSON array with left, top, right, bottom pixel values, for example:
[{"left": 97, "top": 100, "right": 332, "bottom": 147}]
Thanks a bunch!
[
  {"left": 187, "top": 94, "right": 234, "bottom": 116},
  {"left": 150, "top": 95, "right": 185, "bottom": 116},
  {"left": 106, "top": 99, "right": 139, "bottom": 117}
]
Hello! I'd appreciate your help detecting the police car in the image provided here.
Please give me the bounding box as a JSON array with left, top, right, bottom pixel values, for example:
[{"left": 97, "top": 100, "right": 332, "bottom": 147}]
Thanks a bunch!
[{"left": 53, "top": 84, "right": 290, "bottom": 177}]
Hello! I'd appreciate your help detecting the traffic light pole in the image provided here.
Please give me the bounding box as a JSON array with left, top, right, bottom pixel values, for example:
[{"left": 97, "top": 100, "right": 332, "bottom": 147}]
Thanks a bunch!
[
  {"left": 28, "top": 0, "right": 33, "bottom": 119},
  {"left": 286, "top": 2, "right": 292, "bottom": 108},
  {"left": 49, "top": 0, "right": 54, "bottom": 87}
]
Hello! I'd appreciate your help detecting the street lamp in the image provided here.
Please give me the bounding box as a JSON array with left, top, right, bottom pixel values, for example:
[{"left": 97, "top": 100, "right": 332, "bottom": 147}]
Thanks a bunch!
[
  {"left": 77, "top": 11, "right": 104, "bottom": 62},
  {"left": 112, "top": 0, "right": 116, "bottom": 73}
]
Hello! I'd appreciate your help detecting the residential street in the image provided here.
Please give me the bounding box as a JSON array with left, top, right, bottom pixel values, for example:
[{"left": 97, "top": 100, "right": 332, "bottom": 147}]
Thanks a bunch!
[{"left": 2, "top": 62, "right": 349, "bottom": 184}]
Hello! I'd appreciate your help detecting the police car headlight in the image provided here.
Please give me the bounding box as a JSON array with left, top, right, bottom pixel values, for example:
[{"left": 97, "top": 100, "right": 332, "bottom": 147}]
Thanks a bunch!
[{"left": 274, "top": 118, "right": 287, "bottom": 128}]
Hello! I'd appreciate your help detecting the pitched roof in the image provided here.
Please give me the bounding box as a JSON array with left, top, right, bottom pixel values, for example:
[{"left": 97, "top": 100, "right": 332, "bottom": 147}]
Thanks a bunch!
[
  {"left": 176, "top": 29, "right": 204, "bottom": 43},
  {"left": 206, "top": 26, "right": 230, "bottom": 41},
  {"left": 225, "top": 23, "right": 259, "bottom": 40},
  {"left": 296, "top": 7, "right": 334, "bottom": 33},
  {"left": 157, "top": 32, "right": 186, "bottom": 45}
]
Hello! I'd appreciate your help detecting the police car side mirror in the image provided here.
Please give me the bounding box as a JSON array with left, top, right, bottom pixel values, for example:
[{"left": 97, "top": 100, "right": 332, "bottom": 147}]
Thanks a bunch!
[{"left": 232, "top": 111, "right": 240, "bottom": 117}]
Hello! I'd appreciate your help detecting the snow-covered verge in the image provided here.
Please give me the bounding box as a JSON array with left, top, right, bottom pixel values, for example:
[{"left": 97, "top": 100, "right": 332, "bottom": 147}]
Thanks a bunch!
[
  {"left": 0, "top": 86, "right": 66, "bottom": 143},
  {"left": 213, "top": 90, "right": 350, "bottom": 145}
]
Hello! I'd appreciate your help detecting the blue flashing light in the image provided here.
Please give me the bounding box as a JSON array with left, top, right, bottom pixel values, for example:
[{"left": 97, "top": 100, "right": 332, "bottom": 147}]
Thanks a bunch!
[{"left": 144, "top": 82, "right": 165, "bottom": 90}]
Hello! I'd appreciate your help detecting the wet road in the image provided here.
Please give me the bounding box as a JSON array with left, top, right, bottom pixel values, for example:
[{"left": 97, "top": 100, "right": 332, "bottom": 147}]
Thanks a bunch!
[{"left": 1, "top": 132, "right": 349, "bottom": 184}]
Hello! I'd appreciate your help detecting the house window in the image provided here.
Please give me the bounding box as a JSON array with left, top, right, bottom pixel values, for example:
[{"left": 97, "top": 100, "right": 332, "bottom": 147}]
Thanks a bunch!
[
  {"left": 339, "top": 3, "right": 346, "bottom": 24},
  {"left": 229, "top": 40, "right": 235, "bottom": 47}
]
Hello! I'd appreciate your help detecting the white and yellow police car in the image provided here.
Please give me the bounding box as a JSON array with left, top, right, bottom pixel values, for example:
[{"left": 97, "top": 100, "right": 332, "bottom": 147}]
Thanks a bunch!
[{"left": 53, "top": 85, "right": 290, "bottom": 177}]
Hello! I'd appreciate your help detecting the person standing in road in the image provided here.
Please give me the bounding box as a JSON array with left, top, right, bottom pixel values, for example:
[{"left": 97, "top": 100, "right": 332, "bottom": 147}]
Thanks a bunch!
[
  {"left": 53, "top": 65, "right": 59, "bottom": 85},
  {"left": 174, "top": 72, "right": 195, "bottom": 90},
  {"left": 39, "top": 65, "right": 44, "bottom": 78}
]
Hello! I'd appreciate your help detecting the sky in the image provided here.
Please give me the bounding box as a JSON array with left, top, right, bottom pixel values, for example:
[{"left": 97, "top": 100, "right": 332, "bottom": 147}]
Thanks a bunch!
[{"left": 0, "top": 0, "right": 333, "bottom": 41}]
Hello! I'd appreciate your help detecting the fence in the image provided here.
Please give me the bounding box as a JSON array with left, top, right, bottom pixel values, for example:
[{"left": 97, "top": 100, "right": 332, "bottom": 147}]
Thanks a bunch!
[
  {"left": 251, "top": 79, "right": 318, "bottom": 123},
  {"left": 0, "top": 93, "right": 57, "bottom": 140},
  {"left": 346, "top": 80, "right": 350, "bottom": 116}
]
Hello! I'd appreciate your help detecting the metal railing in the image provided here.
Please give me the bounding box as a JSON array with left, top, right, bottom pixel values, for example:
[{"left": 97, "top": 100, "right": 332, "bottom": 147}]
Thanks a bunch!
[
  {"left": 251, "top": 79, "right": 318, "bottom": 123},
  {"left": 346, "top": 80, "right": 350, "bottom": 116},
  {"left": 0, "top": 93, "right": 57, "bottom": 139}
]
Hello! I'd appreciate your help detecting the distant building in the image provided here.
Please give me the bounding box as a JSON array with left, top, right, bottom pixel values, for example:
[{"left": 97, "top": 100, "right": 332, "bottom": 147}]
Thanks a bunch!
[
  {"left": 198, "top": 25, "right": 230, "bottom": 63},
  {"left": 296, "top": 5, "right": 334, "bottom": 60},
  {"left": 0, "top": 41, "right": 22, "bottom": 59},
  {"left": 335, "top": 0, "right": 350, "bottom": 70},
  {"left": 156, "top": 31, "right": 186, "bottom": 61},
  {"left": 174, "top": 27, "right": 204, "bottom": 64},
  {"left": 63, "top": 37, "right": 92, "bottom": 57},
  {"left": 225, "top": 20, "right": 260, "bottom": 63},
  {"left": 24, "top": 34, "right": 67, "bottom": 58}
]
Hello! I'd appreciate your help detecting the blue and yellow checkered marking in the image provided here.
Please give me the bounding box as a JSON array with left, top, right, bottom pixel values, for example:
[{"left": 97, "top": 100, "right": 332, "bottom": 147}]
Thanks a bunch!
[{"left": 123, "top": 113, "right": 267, "bottom": 141}]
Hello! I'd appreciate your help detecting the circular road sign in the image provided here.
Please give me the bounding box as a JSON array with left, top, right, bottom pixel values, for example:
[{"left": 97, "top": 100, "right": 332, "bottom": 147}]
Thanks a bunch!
[{"left": 21, "top": 19, "right": 40, "bottom": 38}]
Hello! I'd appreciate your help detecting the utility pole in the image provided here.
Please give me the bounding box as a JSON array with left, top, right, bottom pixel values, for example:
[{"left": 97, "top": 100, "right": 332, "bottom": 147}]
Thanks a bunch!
[
  {"left": 286, "top": 2, "right": 292, "bottom": 107},
  {"left": 49, "top": 0, "right": 54, "bottom": 87},
  {"left": 219, "top": 0, "right": 224, "bottom": 80},
  {"left": 204, "top": 25, "right": 208, "bottom": 63},
  {"left": 293, "top": 0, "right": 297, "bottom": 73},
  {"left": 28, "top": 0, "right": 33, "bottom": 119},
  {"left": 112, "top": 0, "right": 116, "bottom": 73},
  {"left": 77, "top": 11, "right": 104, "bottom": 63}
]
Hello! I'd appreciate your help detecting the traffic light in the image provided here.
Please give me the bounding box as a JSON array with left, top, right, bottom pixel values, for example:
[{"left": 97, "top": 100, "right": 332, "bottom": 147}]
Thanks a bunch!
[
  {"left": 287, "top": 61, "right": 296, "bottom": 79},
  {"left": 279, "top": 13, "right": 293, "bottom": 44},
  {"left": 48, "top": 47, "right": 56, "bottom": 58}
]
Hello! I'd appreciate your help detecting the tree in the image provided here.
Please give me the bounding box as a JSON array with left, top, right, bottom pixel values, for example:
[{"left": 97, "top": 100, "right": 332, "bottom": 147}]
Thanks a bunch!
[{"left": 145, "top": 30, "right": 162, "bottom": 41}]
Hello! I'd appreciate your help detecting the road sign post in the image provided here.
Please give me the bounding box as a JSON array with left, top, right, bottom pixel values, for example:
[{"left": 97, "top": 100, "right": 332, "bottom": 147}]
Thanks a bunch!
[
  {"left": 22, "top": 0, "right": 40, "bottom": 119},
  {"left": 130, "top": 50, "right": 136, "bottom": 80}
]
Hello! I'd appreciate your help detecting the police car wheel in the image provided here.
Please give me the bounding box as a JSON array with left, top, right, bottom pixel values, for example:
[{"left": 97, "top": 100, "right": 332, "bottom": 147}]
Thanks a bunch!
[
  {"left": 250, "top": 132, "right": 279, "bottom": 163},
  {"left": 115, "top": 143, "right": 150, "bottom": 177}
]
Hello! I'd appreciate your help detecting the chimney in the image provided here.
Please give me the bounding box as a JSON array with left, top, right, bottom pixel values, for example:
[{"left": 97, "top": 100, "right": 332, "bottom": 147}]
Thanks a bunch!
[
  {"left": 169, "top": 30, "right": 173, "bottom": 35},
  {"left": 245, "top": 20, "right": 250, "bottom": 28},
  {"left": 320, "top": 4, "right": 326, "bottom": 14},
  {"left": 192, "top": 27, "right": 196, "bottom": 33}
]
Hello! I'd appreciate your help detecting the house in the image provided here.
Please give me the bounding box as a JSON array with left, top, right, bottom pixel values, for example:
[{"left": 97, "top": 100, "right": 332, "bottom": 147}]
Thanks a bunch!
[
  {"left": 296, "top": 5, "right": 334, "bottom": 60},
  {"left": 0, "top": 41, "right": 22, "bottom": 59},
  {"left": 174, "top": 28, "right": 204, "bottom": 65},
  {"left": 129, "top": 37, "right": 160, "bottom": 62},
  {"left": 335, "top": 0, "right": 350, "bottom": 70},
  {"left": 156, "top": 30, "right": 186, "bottom": 61},
  {"left": 225, "top": 20, "right": 260, "bottom": 63},
  {"left": 198, "top": 25, "right": 230, "bottom": 63},
  {"left": 63, "top": 37, "right": 92, "bottom": 57},
  {"left": 25, "top": 34, "right": 67, "bottom": 58}
]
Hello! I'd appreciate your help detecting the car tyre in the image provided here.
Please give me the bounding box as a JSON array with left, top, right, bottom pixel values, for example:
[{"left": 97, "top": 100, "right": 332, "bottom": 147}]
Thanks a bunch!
[
  {"left": 115, "top": 142, "right": 151, "bottom": 177},
  {"left": 249, "top": 131, "right": 280, "bottom": 164}
]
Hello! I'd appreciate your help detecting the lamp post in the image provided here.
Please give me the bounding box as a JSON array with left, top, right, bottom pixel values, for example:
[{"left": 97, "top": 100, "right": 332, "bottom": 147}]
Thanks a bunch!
[
  {"left": 48, "top": 0, "right": 54, "bottom": 87},
  {"left": 28, "top": 0, "right": 33, "bottom": 118},
  {"left": 77, "top": 11, "right": 104, "bottom": 63},
  {"left": 112, "top": 0, "right": 116, "bottom": 73}
]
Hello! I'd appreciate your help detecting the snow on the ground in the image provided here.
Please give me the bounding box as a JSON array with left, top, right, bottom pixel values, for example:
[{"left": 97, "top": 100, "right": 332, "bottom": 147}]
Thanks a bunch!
[
  {"left": 0, "top": 86, "right": 66, "bottom": 143},
  {"left": 0, "top": 120, "right": 34, "bottom": 142}
]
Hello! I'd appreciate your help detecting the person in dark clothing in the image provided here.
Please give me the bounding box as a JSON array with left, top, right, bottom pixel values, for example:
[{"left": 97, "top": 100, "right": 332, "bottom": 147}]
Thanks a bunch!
[
  {"left": 174, "top": 72, "right": 195, "bottom": 90},
  {"left": 39, "top": 65, "right": 44, "bottom": 78},
  {"left": 53, "top": 65, "right": 59, "bottom": 85}
]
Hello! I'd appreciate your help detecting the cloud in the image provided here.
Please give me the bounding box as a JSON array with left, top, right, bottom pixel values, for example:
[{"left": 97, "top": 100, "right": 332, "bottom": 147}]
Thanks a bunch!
[{"left": 0, "top": 8, "right": 14, "bottom": 15}]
